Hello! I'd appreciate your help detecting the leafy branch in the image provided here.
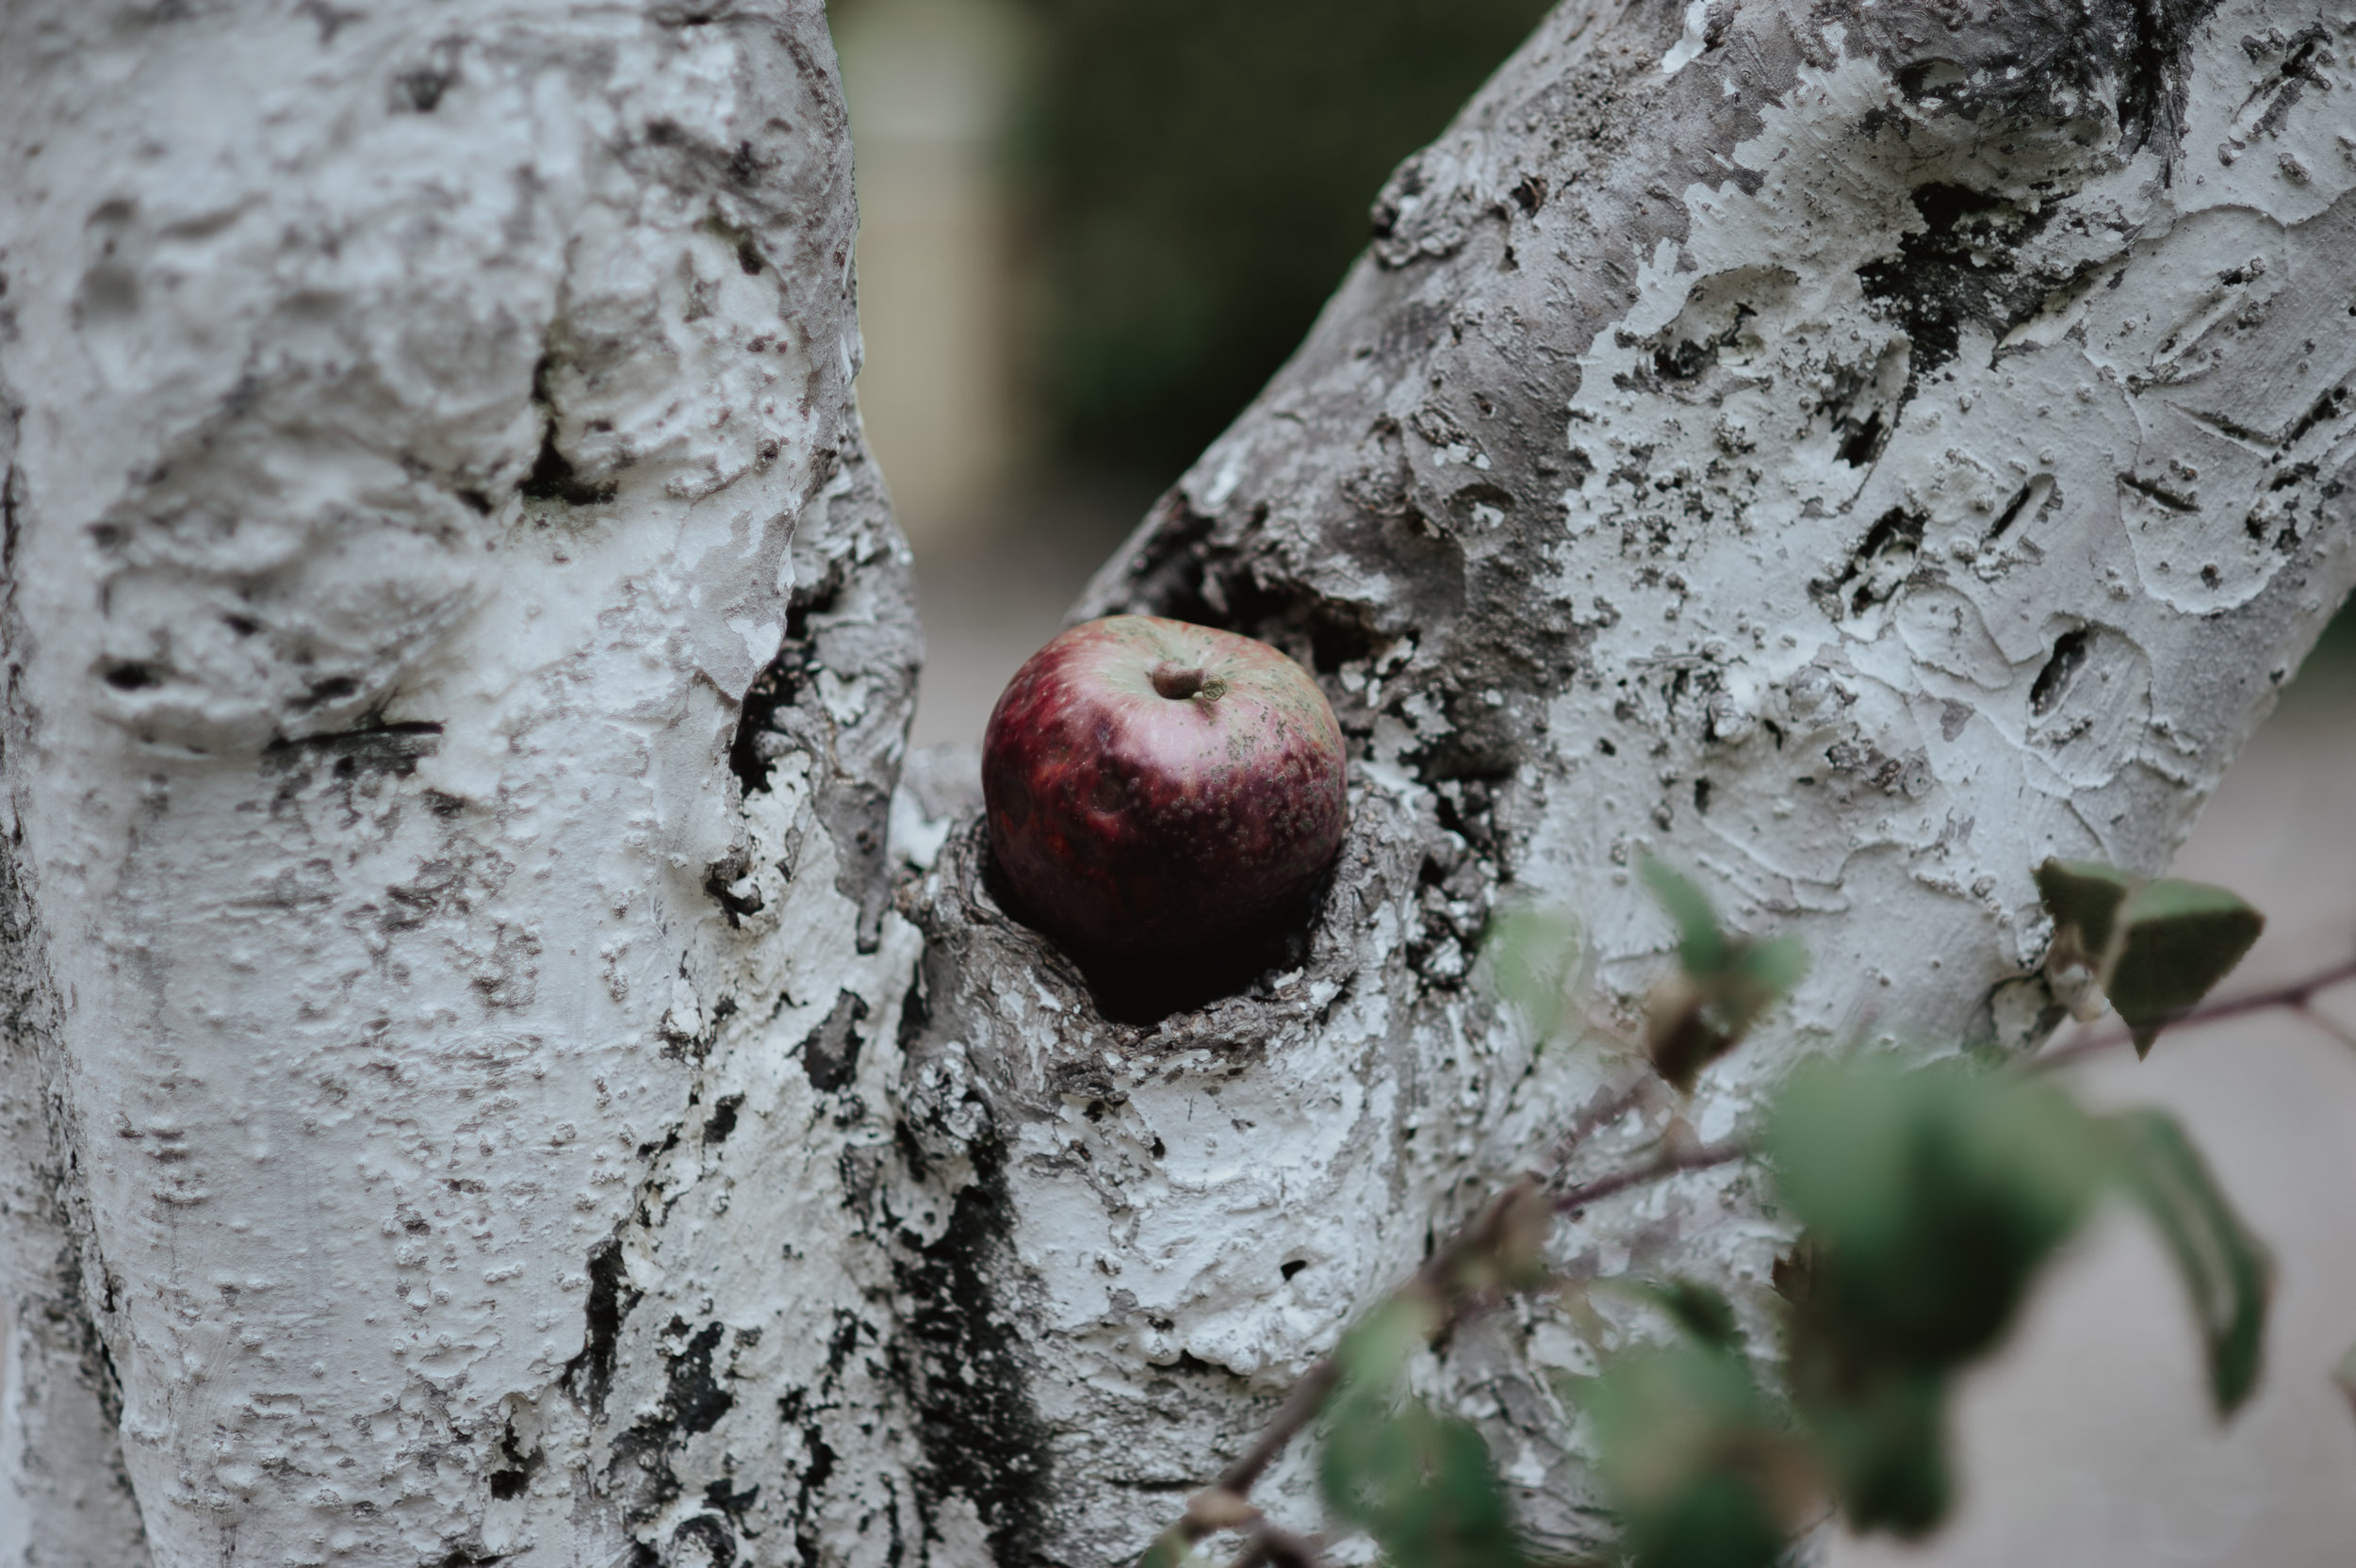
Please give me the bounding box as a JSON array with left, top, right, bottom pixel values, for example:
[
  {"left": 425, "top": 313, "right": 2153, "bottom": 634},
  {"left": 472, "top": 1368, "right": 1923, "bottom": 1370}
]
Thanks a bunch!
[
  {"left": 2030, "top": 951, "right": 2356, "bottom": 1070},
  {"left": 1137, "top": 856, "right": 2281, "bottom": 1568}
]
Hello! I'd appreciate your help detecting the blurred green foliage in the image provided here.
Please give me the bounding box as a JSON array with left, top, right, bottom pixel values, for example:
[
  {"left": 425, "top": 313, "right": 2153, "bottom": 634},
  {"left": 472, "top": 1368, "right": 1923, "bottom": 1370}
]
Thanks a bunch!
[
  {"left": 1583, "top": 1330, "right": 1802, "bottom": 1568},
  {"left": 1321, "top": 1296, "right": 1530, "bottom": 1568},
  {"left": 1301, "top": 858, "right": 2272, "bottom": 1568},
  {"left": 1009, "top": 0, "right": 1555, "bottom": 475},
  {"left": 1763, "top": 1055, "right": 2268, "bottom": 1541},
  {"left": 1638, "top": 859, "right": 1808, "bottom": 1090}
]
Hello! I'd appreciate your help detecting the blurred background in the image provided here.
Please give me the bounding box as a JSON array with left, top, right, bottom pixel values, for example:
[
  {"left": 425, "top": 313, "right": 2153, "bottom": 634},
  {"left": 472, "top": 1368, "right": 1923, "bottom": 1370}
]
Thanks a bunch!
[
  {"left": 826, "top": 2, "right": 2356, "bottom": 1562},
  {"left": 828, "top": 0, "right": 1553, "bottom": 746}
]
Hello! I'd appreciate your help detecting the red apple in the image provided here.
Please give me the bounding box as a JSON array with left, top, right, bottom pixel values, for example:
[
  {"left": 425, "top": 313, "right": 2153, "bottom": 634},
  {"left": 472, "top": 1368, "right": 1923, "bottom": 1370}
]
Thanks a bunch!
[{"left": 981, "top": 614, "right": 1349, "bottom": 960}]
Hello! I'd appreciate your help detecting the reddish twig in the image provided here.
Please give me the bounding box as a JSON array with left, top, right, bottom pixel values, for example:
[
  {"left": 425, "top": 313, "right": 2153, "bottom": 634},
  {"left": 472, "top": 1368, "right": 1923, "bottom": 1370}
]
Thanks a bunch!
[
  {"left": 1137, "top": 1179, "right": 1550, "bottom": 1566},
  {"left": 2293, "top": 1001, "right": 2356, "bottom": 1052},
  {"left": 2027, "top": 954, "right": 2356, "bottom": 1072},
  {"left": 1553, "top": 1137, "right": 1752, "bottom": 1213},
  {"left": 1534, "top": 1074, "right": 1657, "bottom": 1178},
  {"left": 1214, "top": 1359, "right": 1340, "bottom": 1500}
]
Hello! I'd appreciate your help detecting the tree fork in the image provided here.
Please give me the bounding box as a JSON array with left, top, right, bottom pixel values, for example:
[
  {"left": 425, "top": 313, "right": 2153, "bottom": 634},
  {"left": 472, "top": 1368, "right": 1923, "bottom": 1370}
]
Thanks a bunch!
[{"left": 8, "top": 1, "right": 2356, "bottom": 1565}]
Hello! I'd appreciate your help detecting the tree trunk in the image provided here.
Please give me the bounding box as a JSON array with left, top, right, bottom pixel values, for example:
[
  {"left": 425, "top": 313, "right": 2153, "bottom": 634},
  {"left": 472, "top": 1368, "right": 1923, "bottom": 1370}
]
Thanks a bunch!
[
  {"left": 0, "top": 3, "right": 934, "bottom": 1563},
  {"left": 6, "top": 2, "right": 2354, "bottom": 1566},
  {"left": 905, "top": 0, "right": 2356, "bottom": 1560}
]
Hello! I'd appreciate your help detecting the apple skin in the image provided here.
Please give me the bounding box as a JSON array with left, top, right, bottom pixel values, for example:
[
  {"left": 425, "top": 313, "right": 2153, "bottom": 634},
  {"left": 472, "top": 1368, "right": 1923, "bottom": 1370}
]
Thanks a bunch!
[{"left": 981, "top": 614, "right": 1349, "bottom": 961}]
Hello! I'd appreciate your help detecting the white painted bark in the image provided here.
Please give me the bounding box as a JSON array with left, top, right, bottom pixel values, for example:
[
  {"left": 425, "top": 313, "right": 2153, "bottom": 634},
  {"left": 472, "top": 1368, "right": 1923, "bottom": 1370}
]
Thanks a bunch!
[
  {"left": 0, "top": 3, "right": 941, "bottom": 1563},
  {"left": 907, "top": 0, "right": 2356, "bottom": 1560},
  {"left": 6, "top": 1, "right": 2356, "bottom": 1566}
]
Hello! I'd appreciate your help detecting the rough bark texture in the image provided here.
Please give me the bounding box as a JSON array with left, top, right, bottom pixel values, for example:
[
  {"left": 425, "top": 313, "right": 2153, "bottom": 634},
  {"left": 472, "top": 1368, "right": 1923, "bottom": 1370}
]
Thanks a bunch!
[
  {"left": 903, "top": 0, "right": 2356, "bottom": 1560},
  {"left": 0, "top": 3, "right": 940, "bottom": 1563},
  {"left": 8, "top": 1, "right": 2356, "bottom": 1566}
]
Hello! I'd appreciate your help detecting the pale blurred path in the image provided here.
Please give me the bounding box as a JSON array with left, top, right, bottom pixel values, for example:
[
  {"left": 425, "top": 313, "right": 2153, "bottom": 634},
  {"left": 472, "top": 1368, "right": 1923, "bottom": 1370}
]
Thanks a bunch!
[
  {"left": 906, "top": 480, "right": 1150, "bottom": 748},
  {"left": 1829, "top": 663, "right": 2356, "bottom": 1568}
]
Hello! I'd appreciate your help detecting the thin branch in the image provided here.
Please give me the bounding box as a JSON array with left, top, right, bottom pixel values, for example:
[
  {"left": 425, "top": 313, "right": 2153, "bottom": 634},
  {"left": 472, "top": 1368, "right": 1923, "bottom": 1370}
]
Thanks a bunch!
[
  {"left": 2295, "top": 1000, "right": 2356, "bottom": 1053},
  {"left": 1554, "top": 1137, "right": 1752, "bottom": 1213},
  {"left": 2026, "top": 955, "right": 2356, "bottom": 1071},
  {"left": 1225, "top": 1522, "right": 1325, "bottom": 1568},
  {"left": 1137, "top": 1028, "right": 1747, "bottom": 1560},
  {"left": 1214, "top": 1359, "right": 1339, "bottom": 1499},
  {"left": 1137, "top": 1181, "right": 1548, "bottom": 1565},
  {"left": 1533, "top": 1074, "right": 1655, "bottom": 1178}
]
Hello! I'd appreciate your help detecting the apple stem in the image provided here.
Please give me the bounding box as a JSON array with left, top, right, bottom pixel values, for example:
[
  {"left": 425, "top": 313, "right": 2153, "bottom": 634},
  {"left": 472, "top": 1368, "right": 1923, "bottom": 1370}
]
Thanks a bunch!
[{"left": 1152, "top": 663, "right": 1209, "bottom": 701}]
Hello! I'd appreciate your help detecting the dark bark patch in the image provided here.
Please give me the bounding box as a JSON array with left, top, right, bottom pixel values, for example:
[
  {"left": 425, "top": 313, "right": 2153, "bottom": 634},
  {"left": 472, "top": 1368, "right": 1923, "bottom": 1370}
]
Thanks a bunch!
[
  {"left": 891, "top": 1139, "right": 1052, "bottom": 1567},
  {"left": 702, "top": 1092, "right": 744, "bottom": 1146},
  {"left": 802, "top": 990, "right": 869, "bottom": 1093},
  {"left": 1815, "top": 505, "right": 1927, "bottom": 618},
  {"left": 1856, "top": 184, "right": 2056, "bottom": 375},
  {"left": 728, "top": 583, "right": 833, "bottom": 795},
  {"left": 517, "top": 355, "right": 618, "bottom": 508},
  {"left": 263, "top": 720, "right": 443, "bottom": 777},
  {"left": 517, "top": 418, "right": 617, "bottom": 507},
  {"left": 2030, "top": 627, "right": 2092, "bottom": 716},
  {"left": 563, "top": 1237, "right": 638, "bottom": 1419}
]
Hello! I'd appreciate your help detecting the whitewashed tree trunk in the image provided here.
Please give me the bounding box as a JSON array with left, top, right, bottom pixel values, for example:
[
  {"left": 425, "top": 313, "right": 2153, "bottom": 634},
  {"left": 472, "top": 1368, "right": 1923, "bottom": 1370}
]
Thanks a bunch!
[{"left": 5, "top": 1, "right": 2355, "bottom": 1566}]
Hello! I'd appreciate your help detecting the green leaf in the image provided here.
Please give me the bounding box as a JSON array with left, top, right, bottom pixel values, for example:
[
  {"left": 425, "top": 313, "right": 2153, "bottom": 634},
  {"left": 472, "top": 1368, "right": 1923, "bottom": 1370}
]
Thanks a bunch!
[
  {"left": 1645, "top": 985, "right": 1735, "bottom": 1097},
  {"left": 1644, "top": 1279, "right": 1745, "bottom": 1352},
  {"left": 1133, "top": 1532, "right": 1191, "bottom": 1568},
  {"left": 1768, "top": 1058, "right": 2107, "bottom": 1539},
  {"left": 2034, "top": 858, "right": 2265, "bottom": 1055},
  {"left": 1584, "top": 1342, "right": 1803, "bottom": 1568},
  {"left": 1638, "top": 866, "right": 1807, "bottom": 1091},
  {"left": 1731, "top": 936, "right": 1808, "bottom": 1005},
  {"left": 1641, "top": 858, "right": 1727, "bottom": 977},
  {"left": 1769, "top": 1058, "right": 2103, "bottom": 1364},
  {"left": 2034, "top": 858, "right": 2136, "bottom": 959},
  {"left": 1784, "top": 1365, "right": 1950, "bottom": 1538},
  {"left": 1484, "top": 905, "right": 1588, "bottom": 1045},
  {"left": 1318, "top": 1393, "right": 1527, "bottom": 1568},
  {"left": 2102, "top": 1108, "right": 2272, "bottom": 1414},
  {"left": 2106, "top": 880, "right": 2265, "bottom": 1056},
  {"left": 1333, "top": 1294, "right": 1439, "bottom": 1391}
]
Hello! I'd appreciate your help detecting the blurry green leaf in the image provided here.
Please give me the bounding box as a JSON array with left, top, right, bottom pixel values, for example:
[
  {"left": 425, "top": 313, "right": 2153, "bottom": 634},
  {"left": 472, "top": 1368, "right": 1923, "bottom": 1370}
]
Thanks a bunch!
[
  {"left": 1645, "top": 981, "right": 1736, "bottom": 1098},
  {"left": 2033, "top": 858, "right": 2136, "bottom": 959},
  {"left": 1585, "top": 1341, "right": 1808, "bottom": 1568},
  {"left": 1638, "top": 864, "right": 1808, "bottom": 1091},
  {"left": 1447, "top": 1181, "right": 1559, "bottom": 1299},
  {"left": 1768, "top": 1058, "right": 2107, "bottom": 1539},
  {"left": 2102, "top": 1108, "right": 2272, "bottom": 1414},
  {"left": 1641, "top": 858, "right": 1728, "bottom": 976},
  {"left": 1318, "top": 1393, "right": 1527, "bottom": 1568},
  {"left": 1783, "top": 1365, "right": 1949, "bottom": 1538},
  {"left": 2107, "top": 880, "right": 2265, "bottom": 1056},
  {"left": 1769, "top": 1057, "right": 2102, "bottom": 1366},
  {"left": 1134, "top": 1531, "right": 1189, "bottom": 1568},
  {"left": 1770, "top": 1240, "right": 1816, "bottom": 1308},
  {"left": 1731, "top": 936, "right": 1808, "bottom": 1004},
  {"left": 1484, "top": 906, "right": 1588, "bottom": 1045},
  {"left": 1628, "top": 1279, "right": 1745, "bottom": 1352},
  {"left": 1333, "top": 1293, "right": 1441, "bottom": 1391}
]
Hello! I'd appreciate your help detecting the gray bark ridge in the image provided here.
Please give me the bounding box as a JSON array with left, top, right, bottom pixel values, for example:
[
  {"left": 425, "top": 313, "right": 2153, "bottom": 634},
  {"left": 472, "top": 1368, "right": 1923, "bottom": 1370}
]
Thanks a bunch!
[
  {"left": 0, "top": 2, "right": 942, "bottom": 1564},
  {"left": 905, "top": 0, "right": 2356, "bottom": 1560}
]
